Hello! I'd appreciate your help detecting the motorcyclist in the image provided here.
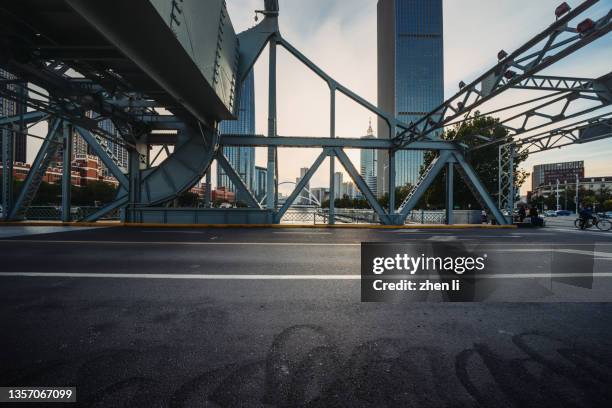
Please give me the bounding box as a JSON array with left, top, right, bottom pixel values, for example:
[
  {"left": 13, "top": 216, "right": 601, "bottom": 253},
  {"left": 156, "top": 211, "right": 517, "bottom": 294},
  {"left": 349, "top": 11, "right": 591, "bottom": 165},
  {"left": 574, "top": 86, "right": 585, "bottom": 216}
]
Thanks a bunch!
[{"left": 578, "top": 204, "right": 595, "bottom": 228}]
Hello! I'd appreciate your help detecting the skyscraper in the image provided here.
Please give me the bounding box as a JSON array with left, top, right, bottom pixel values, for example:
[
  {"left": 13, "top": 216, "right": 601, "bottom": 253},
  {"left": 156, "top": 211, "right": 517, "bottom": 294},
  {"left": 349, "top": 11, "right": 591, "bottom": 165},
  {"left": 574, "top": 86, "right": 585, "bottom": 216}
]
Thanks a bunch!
[
  {"left": 377, "top": 0, "right": 444, "bottom": 195},
  {"left": 296, "top": 167, "right": 310, "bottom": 205},
  {"left": 217, "top": 69, "right": 256, "bottom": 201},
  {"left": 0, "top": 69, "right": 27, "bottom": 163},
  {"left": 360, "top": 119, "right": 378, "bottom": 195}
]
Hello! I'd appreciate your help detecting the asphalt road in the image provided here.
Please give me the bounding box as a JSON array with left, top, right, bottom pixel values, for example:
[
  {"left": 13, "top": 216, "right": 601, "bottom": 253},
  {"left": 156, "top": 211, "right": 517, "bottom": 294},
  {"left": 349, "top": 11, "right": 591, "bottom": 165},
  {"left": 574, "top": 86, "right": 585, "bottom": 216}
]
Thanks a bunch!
[{"left": 0, "top": 225, "right": 611, "bottom": 407}]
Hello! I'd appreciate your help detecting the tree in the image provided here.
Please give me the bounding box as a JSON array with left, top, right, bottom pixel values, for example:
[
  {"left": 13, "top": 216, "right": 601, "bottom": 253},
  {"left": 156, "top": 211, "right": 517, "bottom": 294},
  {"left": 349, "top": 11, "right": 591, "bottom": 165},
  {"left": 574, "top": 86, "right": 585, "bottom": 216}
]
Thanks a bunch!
[
  {"left": 417, "top": 114, "right": 528, "bottom": 209},
  {"left": 177, "top": 191, "right": 200, "bottom": 207}
]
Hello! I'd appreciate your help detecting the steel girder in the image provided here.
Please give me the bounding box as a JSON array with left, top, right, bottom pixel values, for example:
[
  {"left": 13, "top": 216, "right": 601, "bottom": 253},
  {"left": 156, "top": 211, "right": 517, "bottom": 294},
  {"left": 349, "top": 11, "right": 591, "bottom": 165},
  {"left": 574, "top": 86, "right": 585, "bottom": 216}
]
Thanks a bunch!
[
  {"left": 216, "top": 151, "right": 262, "bottom": 209},
  {"left": 275, "top": 149, "right": 329, "bottom": 222},
  {"left": 333, "top": 147, "right": 392, "bottom": 224},
  {"left": 396, "top": 150, "right": 508, "bottom": 225},
  {"left": 1, "top": 127, "right": 13, "bottom": 220},
  {"left": 394, "top": 0, "right": 611, "bottom": 147},
  {"left": 8, "top": 119, "right": 63, "bottom": 220},
  {"left": 75, "top": 127, "right": 129, "bottom": 186},
  {"left": 497, "top": 114, "right": 612, "bottom": 215}
]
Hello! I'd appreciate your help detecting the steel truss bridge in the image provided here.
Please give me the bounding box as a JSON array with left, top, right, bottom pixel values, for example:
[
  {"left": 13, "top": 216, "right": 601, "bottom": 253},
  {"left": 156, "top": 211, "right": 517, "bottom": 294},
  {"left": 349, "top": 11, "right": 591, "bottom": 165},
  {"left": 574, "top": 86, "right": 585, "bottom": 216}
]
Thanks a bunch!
[{"left": 0, "top": 0, "right": 610, "bottom": 225}]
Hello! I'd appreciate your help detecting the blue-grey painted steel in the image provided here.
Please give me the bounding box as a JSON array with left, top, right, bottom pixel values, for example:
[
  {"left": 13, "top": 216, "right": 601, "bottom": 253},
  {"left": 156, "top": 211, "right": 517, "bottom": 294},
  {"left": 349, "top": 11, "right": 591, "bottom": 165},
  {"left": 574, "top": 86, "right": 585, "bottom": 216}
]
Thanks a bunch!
[
  {"left": 398, "top": 150, "right": 451, "bottom": 219},
  {"left": 129, "top": 207, "right": 274, "bottom": 225},
  {"left": 216, "top": 151, "right": 261, "bottom": 209},
  {"left": 388, "top": 150, "right": 396, "bottom": 213},
  {"left": 275, "top": 149, "right": 328, "bottom": 222},
  {"left": 61, "top": 122, "right": 72, "bottom": 222},
  {"left": 140, "top": 127, "right": 218, "bottom": 206},
  {"left": 1, "top": 127, "right": 13, "bottom": 219},
  {"left": 333, "top": 147, "right": 391, "bottom": 225},
  {"left": 329, "top": 88, "right": 336, "bottom": 225},
  {"left": 82, "top": 192, "right": 128, "bottom": 223},
  {"left": 278, "top": 38, "right": 411, "bottom": 133},
  {"left": 75, "top": 127, "right": 129, "bottom": 188},
  {"left": 394, "top": 0, "right": 609, "bottom": 147},
  {"left": 237, "top": 11, "right": 278, "bottom": 84},
  {"left": 266, "top": 37, "right": 277, "bottom": 210},
  {"left": 66, "top": 0, "right": 239, "bottom": 122},
  {"left": 9, "top": 119, "right": 62, "bottom": 220},
  {"left": 218, "top": 134, "right": 458, "bottom": 150},
  {"left": 452, "top": 151, "right": 507, "bottom": 225},
  {"left": 0, "top": 111, "right": 46, "bottom": 126},
  {"left": 446, "top": 162, "right": 454, "bottom": 225}
]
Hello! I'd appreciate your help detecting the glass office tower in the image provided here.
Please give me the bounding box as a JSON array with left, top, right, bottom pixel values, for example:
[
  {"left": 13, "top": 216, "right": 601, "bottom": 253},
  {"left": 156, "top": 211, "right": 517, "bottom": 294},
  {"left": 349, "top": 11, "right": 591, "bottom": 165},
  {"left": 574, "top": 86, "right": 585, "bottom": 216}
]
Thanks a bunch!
[
  {"left": 377, "top": 0, "right": 444, "bottom": 195},
  {"left": 0, "top": 69, "right": 27, "bottom": 163},
  {"left": 217, "top": 69, "right": 256, "bottom": 200}
]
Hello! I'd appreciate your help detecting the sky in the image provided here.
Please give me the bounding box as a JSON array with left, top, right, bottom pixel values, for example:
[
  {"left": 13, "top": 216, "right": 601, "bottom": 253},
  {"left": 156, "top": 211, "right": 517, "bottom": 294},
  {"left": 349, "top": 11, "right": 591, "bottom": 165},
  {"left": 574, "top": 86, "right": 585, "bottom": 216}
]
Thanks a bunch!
[
  {"left": 225, "top": 0, "right": 612, "bottom": 195},
  {"left": 23, "top": 0, "right": 612, "bottom": 196}
]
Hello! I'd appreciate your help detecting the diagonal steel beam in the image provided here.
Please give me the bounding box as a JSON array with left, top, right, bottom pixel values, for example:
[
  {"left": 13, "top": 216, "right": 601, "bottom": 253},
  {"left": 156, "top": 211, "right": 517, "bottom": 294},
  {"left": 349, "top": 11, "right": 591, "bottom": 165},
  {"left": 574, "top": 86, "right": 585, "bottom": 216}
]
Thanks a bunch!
[
  {"left": 75, "top": 127, "right": 128, "bottom": 188},
  {"left": 9, "top": 119, "right": 63, "bottom": 220},
  {"left": 452, "top": 151, "right": 508, "bottom": 225},
  {"left": 216, "top": 151, "right": 261, "bottom": 209},
  {"left": 275, "top": 149, "right": 329, "bottom": 222},
  {"left": 0, "top": 111, "right": 47, "bottom": 126},
  {"left": 333, "top": 147, "right": 391, "bottom": 225},
  {"left": 81, "top": 191, "right": 128, "bottom": 222},
  {"left": 398, "top": 150, "right": 453, "bottom": 219},
  {"left": 394, "top": 0, "right": 610, "bottom": 147}
]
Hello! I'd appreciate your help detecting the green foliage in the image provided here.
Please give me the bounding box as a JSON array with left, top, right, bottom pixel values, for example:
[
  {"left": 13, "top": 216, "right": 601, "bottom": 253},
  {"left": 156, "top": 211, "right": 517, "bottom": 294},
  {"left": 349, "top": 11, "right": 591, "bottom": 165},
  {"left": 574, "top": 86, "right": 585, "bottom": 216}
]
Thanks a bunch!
[
  {"left": 177, "top": 191, "right": 200, "bottom": 207},
  {"left": 418, "top": 114, "right": 528, "bottom": 209},
  {"left": 13, "top": 180, "right": 119, "bottom": 206}
]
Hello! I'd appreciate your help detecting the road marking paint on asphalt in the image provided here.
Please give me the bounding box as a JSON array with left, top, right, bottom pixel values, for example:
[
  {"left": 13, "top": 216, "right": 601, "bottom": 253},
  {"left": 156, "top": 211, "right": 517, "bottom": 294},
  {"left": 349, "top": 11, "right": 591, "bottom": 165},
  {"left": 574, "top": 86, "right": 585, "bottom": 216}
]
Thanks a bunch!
[
  {"left": 2, "top": 272, "right": 612, "bottom": 280},
  {"left": 272, "top": 231, "right": 333, "bottom": 235},
  {"left": 490, "top": 248, "right": 612, "bottom": 258},
  {"left": 0, "top": 240, "right": 361, "bottom": 246}
]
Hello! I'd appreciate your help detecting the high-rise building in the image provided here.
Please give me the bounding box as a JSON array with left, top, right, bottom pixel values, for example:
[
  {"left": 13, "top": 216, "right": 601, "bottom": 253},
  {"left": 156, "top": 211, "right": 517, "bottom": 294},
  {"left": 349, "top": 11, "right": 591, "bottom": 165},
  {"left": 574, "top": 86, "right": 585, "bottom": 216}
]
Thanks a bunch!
[
  {"left": 360, "top": 119, "right": 378, "bottom": 195},
  {"left": 217, "top": 69, "right": 256, "bottom": 201},
  {"left": 255, "top": 166, "right": 267, "bottom": 201},
  {"left": 0, "top": 69, "right": 27, "bottom": 163},
  {"left": 531, "top": 161, "right": 584, "bottom": 192},
  {"left": 377, "top": 0, "right": 444, "bottom": 195},
  {"left": 333, "top": 172, "right": 343, "bottom": 199},
  {"left": 296, "top": 167, "right": 310, "bottom": 205}
]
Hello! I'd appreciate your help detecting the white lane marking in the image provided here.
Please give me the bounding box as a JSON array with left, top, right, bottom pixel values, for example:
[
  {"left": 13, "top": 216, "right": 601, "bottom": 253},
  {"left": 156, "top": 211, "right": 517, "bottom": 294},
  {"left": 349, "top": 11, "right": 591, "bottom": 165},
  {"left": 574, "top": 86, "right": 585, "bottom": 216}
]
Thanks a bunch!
[
  {"left": 546, "top": 228, "right": 612, "bottom": 237},
  {"left": 272, "top": 231, "right": 333, "bottom": 235},
  {"left": 0, "top": 240, "right": 360, "bottom": 246},
  {"left": 141, "top": 230, "right": 205, "bottom": 234},
  {"left": 0, "top": 272, "right": 361, "bottom": 280},
  {"left": 489, "top": 248, "right": 612, "bottom": 258},
  {"left": 1, "top": 272, "right": 612, "bottom": 280}
]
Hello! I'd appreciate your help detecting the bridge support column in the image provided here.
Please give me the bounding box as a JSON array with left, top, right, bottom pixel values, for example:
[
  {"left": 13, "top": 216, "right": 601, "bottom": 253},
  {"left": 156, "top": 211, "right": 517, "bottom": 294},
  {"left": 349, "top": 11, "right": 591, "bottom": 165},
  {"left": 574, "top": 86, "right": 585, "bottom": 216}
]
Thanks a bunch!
[
  {"left": 2, "top": 126, "right": 13, "bottom": 220},
  {"left": 61, "top": 121, "right": 72, "bottom": 222},
  {"left": 266, "top": 36, "right": 277, "bottom": 211},
  {"left": 388, "top": 149, "right": 396, "bottom": 214},
  {"left": 204, "top": 167, "right": 212, "bottom": 208},
  {"left": 446, "top": 161, "right": 454, "bottom": 225},
  {"left": 328, "top": 85, "right": 336, "bottom": 225},
  {"left": 126, "top": 143, "right": 146, "bottom": 223}
]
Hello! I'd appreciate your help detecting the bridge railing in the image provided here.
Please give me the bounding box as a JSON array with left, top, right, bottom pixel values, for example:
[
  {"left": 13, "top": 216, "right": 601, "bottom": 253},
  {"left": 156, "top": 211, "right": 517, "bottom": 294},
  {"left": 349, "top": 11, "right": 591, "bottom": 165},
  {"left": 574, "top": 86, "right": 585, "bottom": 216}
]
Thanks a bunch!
[{"left": 23, "top": 206, "right": 121, "bottom": 221}]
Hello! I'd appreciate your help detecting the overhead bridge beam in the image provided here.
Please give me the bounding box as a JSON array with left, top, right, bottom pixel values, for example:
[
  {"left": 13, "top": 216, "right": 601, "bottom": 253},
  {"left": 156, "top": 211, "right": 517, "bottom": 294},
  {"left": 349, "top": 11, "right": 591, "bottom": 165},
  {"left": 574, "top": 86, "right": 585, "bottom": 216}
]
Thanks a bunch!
[{"left": 219, "top": 135, "right": 461, "bottom": 150}]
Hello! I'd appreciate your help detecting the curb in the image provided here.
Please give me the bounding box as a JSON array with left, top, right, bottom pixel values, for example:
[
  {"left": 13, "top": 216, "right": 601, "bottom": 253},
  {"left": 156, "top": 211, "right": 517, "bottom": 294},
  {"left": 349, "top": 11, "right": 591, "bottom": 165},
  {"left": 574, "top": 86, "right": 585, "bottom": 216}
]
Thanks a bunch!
[{"left": 0, "top": 221, "right": 517, "bottom": 230}]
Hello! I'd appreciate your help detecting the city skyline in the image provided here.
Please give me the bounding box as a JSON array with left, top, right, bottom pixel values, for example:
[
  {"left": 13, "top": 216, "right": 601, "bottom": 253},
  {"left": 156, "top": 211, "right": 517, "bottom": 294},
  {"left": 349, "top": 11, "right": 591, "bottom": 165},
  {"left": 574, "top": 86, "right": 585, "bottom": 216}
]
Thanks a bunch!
[
  {"left": 226, "top": 0, "right": 611, "bottom": 196},
  {"left": 377, "top": 0, "right": 444, "bottom": 195},
  {"left": 17, "top": 0, "right": 612, "bottom": 196}
]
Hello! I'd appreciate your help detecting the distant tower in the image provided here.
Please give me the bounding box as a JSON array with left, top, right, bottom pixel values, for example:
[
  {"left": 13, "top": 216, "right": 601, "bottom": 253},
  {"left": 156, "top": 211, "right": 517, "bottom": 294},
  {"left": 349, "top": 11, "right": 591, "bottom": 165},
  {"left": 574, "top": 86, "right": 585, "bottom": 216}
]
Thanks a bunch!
[
  {"left": 377, "top": 0, "right": 444, "bottom": 195},
  {"left": 360, "top": 118, "right": 378, "bottom": 195},
  {"left": 217, "top": 69, "right": 256, "bottom": 201},
  {"left": 0, "top": 69, "right": 27, "bottom": 163}
]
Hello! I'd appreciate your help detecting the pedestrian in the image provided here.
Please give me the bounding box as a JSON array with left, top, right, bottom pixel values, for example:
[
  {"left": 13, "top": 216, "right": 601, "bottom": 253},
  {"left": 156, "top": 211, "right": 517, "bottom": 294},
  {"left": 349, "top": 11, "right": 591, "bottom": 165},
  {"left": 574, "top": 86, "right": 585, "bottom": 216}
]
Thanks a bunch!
[
  {"left": 529, "top": 205, "right": 539, "bottom": 226},
  {"left": 518, "top": 205, "right": 526, "bottom": 222}
]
